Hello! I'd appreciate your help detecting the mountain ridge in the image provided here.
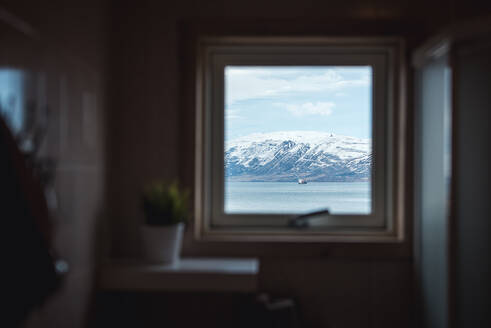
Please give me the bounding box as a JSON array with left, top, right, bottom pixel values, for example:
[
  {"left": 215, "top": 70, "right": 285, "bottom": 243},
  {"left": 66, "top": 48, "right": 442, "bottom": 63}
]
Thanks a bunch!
[{"left": 225, "top": 131, "right": 371, "bottom": 182}]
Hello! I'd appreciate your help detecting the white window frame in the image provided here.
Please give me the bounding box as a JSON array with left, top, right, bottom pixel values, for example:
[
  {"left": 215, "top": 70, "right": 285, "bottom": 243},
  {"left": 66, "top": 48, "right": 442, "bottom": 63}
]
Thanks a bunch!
[{"left": 195, "top": 37, "right": 405, "bottom": 242}]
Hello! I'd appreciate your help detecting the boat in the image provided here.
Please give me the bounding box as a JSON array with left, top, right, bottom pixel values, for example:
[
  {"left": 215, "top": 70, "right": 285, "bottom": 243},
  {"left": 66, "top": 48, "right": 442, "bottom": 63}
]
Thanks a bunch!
[{"left": 298, "top": 178, "right": 307, "bottom": 184}]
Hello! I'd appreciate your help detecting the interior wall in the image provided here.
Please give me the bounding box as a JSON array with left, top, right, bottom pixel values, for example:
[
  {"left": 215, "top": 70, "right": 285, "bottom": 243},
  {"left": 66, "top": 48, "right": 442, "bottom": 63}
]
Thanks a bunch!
[
  {"left": 106, "top": 0, "right": 490, "bottom": 249},
  {"left": 107, "top": 0, "right": 431, "bottom": 256},
  {"left": 454, "top": 38, "right": 491, "bottom": 328},
  {"left": 105, "top": 1, "right": 489, "bottom": 328},
  {"left": 0, "top": 1, "right": 109, "bottom": 326},
  {"left": 105, "top": 1, "right": 428, "bottom": 328}
]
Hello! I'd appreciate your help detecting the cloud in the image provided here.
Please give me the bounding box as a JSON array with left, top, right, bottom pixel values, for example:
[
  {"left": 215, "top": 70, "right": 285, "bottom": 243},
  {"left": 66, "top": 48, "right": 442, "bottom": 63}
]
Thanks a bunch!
[
  {"left": 225, "top": 67, "right": 370, "bottom": 105},
  {"left": 274, "top": 101, "right": 335, "bottom": 117},
  {"left": 225, "top": 108, "right": 243, "bottom": 120}
]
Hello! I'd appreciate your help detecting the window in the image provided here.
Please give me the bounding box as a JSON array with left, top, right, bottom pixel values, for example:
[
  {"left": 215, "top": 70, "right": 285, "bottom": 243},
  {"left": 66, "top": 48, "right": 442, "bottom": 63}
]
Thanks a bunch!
[{"left": 195, "top": 37, "right": 405, "bottom": 242}]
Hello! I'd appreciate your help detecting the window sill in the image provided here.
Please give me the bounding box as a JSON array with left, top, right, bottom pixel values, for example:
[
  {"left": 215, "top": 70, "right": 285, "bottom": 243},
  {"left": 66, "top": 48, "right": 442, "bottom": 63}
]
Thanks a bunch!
[
  {"left": 98, "top": 257, "right": 259, "bottom": 293},
  {"left": 196, "top": 225, "right": 404, "bottom": 243}
]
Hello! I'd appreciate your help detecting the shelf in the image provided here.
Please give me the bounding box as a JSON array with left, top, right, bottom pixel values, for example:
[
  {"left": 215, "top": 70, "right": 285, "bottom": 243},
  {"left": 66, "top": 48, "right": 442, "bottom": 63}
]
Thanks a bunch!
[{"left": 98, "top": 257, "right": 259, "bottom": 293}]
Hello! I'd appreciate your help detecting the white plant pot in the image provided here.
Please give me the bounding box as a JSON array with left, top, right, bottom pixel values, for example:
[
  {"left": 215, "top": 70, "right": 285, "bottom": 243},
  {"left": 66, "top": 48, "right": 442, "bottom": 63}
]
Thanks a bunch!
[{"left": 141, "top": 223, "right": 184, "bottom": 264}]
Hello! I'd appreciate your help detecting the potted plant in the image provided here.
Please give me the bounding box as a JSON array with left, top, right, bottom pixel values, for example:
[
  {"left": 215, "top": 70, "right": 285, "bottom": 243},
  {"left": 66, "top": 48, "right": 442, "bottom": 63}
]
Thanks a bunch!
[{"left": 141, "top": 181, "right": 189, "bottom": 263}]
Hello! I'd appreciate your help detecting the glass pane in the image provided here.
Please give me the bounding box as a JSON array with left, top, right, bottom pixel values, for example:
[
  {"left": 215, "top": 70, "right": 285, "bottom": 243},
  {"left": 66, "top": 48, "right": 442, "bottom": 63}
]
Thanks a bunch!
[
  {"left": 0, "top": 69, "right": 26, "bottom": 134},
  {"left": 224, "top": 66, "right": 372, "bottom": 214}
]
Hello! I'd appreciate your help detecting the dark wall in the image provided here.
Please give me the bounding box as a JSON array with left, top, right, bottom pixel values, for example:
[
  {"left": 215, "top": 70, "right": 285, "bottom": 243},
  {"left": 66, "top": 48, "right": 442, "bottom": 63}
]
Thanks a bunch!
[
  {"left": 107, "top": 0, "right": 490, "bottom": 258},
  {"left": 105, "top": 1, "right": 430, "bottom": 327},
  {"left": 454, "top": 39, "right": 491, "bottom": 328},
  {"left": 105, "top": 1, "right": 491, "bottom": 326},
  {"left": 413, "top": 18, "right": 491, "bottom": 328}
]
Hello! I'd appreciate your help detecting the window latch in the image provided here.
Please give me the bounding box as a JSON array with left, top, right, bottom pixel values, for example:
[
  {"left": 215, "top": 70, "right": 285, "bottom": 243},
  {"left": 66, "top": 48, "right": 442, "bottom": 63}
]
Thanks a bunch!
[{"left": 288, "top": 209, "right": 330, "bottom": 229}]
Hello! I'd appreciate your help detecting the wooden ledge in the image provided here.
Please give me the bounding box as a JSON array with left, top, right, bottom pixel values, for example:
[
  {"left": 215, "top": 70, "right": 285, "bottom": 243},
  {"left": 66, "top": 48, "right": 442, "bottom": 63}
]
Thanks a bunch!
[{"left": 98, "top": 257, "right": 259, "bottom": 293}]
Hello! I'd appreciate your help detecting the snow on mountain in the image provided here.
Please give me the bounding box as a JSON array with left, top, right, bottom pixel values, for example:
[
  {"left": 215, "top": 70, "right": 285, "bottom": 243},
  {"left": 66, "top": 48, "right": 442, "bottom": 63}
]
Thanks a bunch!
[{"left": 225, "top": 131, "right": 372, "bottom": 182}]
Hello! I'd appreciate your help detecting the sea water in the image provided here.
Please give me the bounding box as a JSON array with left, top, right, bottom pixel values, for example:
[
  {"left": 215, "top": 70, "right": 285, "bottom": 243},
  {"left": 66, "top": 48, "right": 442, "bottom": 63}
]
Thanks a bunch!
[{"left": 225, "top": 181, "right": 371, "bottom": 214}]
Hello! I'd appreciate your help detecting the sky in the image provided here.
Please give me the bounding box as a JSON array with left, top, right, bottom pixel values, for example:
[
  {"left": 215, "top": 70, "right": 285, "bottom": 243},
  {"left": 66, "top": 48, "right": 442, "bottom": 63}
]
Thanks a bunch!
[
  {"left": 224, "top": 66, "right": 372, "bottom": 141},
  {"left": 0, "top": 69, "right": 26, "bottom": 133}
]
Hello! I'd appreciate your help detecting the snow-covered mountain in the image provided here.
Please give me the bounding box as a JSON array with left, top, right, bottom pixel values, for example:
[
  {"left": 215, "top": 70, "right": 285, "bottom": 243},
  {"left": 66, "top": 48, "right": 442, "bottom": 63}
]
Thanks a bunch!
[{"left": 225, "top": 131, "right": 372, "bottom": 182}]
